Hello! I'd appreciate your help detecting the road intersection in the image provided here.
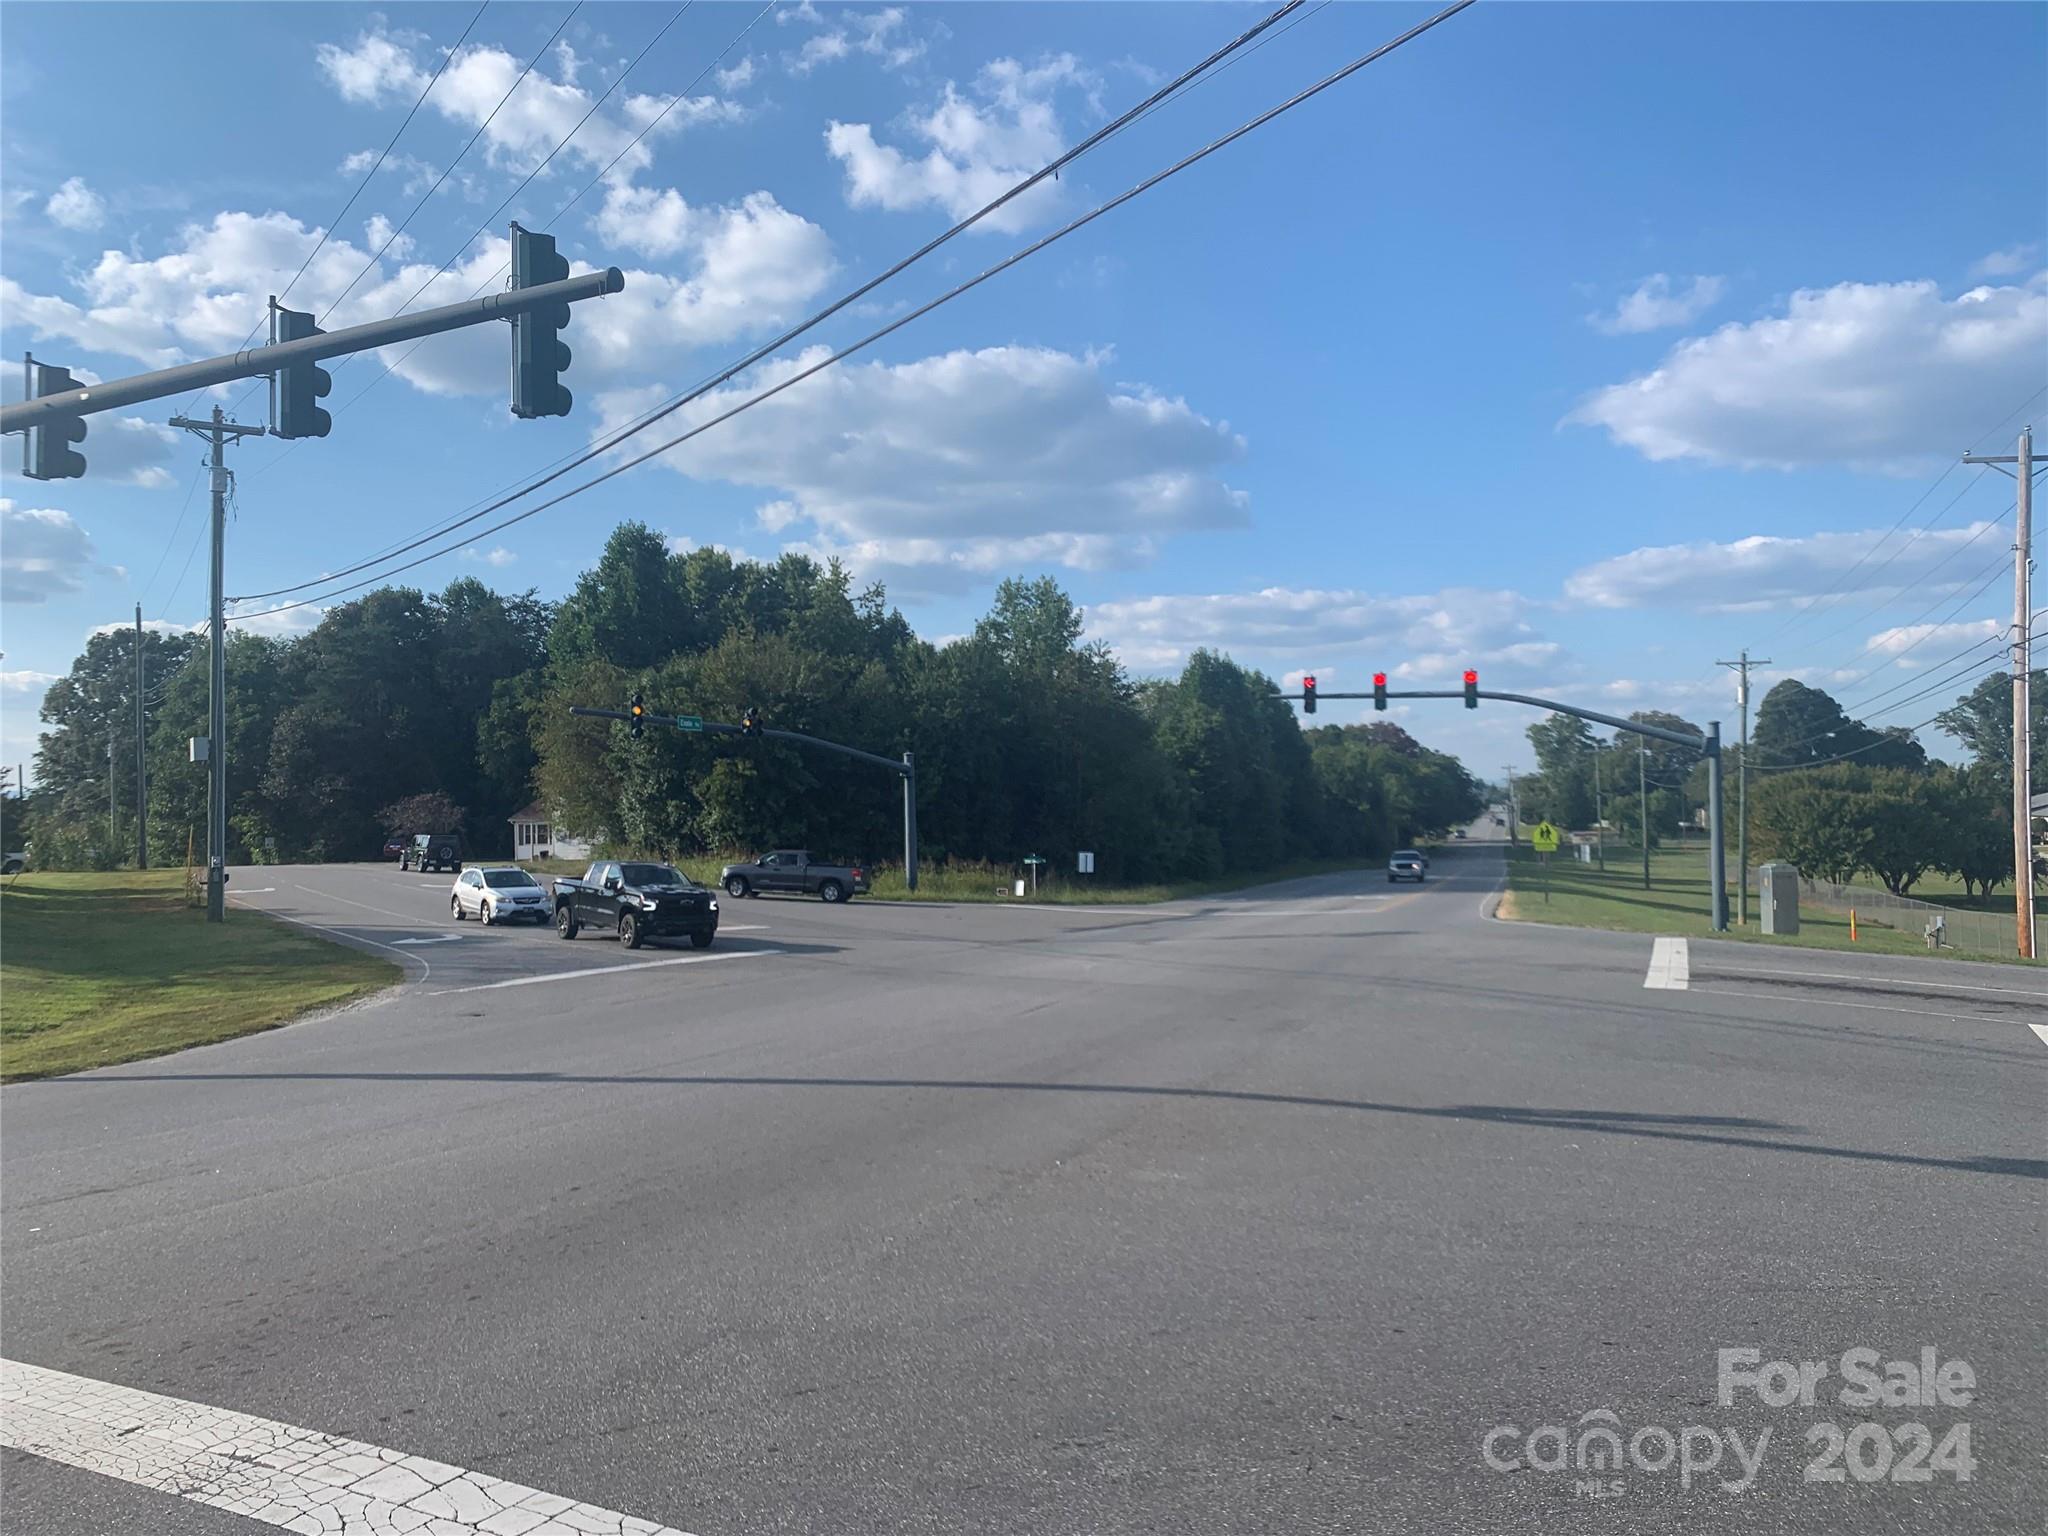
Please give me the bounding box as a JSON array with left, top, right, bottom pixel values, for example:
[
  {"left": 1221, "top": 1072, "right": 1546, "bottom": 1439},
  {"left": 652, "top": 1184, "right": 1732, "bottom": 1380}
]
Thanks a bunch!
[{"left": 4, "top": 831, "right": 2042, "bottom": 1532}]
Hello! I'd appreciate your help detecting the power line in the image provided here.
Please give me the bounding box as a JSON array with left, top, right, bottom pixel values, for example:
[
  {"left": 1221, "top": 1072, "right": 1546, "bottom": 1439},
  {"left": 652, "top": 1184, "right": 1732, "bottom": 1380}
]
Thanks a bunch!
[
  {"left": 135, "top": 460, "right": 206, "bottom": 609},
  {"left": 242, "top": 0, "right": 1307, "bottom": 574},
  {"left": 317, "top": 3, "right": 584, "bottom": 328},
  {"left": 180, "top": 1, "right": 490, "bottom": 417},
  {"left": 245, "top": 0, "right": 776, "bottom": 482},
  {"left": 235, "top": 0, "right": 1426, "bottom": 610}
]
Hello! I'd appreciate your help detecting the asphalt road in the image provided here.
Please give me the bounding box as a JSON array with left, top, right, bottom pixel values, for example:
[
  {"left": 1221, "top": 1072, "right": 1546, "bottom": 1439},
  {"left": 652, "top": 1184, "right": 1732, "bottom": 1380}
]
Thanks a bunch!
[{"left": 3, "top": 830, "right": 2043, "bottom": 1533}]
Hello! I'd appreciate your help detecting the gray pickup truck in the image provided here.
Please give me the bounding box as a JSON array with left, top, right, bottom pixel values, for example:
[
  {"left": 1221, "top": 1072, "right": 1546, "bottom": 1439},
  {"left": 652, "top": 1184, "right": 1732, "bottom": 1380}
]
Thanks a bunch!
[{"left": 719, "top": 850, "right": 869, "bottom": 903}]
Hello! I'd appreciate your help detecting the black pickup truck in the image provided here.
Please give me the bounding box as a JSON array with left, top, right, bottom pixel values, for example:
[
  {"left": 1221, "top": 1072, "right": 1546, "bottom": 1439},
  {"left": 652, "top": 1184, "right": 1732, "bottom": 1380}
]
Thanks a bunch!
[{"left": 551, "top": 860, "right": 719, "bottom": 949}]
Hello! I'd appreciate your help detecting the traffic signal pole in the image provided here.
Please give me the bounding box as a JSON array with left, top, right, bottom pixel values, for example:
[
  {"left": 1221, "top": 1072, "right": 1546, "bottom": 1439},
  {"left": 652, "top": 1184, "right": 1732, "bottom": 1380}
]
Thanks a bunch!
[
  {"left": 2, "top": 266, "right": 624, "bottom": 435},
  {"left": 1287, "top": 683, "right": 1728, "bottom": 930},
  {"left": 569, "top": 707, "right": 922, "bottom": 891},
  {"left": 170, "top": 407, "right": 263, "bottom": 922}
]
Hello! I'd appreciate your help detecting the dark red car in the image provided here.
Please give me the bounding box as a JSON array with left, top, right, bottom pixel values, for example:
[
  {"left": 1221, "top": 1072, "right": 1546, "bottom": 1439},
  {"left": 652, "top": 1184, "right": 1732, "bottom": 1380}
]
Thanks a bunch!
[{"left": 381, "top": 836, "right": 409, "bottom": 861}]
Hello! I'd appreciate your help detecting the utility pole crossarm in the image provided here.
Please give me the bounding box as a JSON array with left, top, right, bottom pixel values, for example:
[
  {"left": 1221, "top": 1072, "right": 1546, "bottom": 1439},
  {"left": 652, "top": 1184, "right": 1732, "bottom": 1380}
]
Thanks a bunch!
[{"left": 3, "top": 268, "right": 625, "bottom": 432}]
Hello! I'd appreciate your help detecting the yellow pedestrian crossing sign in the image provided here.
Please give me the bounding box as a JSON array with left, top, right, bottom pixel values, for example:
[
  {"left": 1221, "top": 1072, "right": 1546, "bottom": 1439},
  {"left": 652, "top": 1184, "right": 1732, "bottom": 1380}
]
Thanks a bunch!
[{"left": 1530, "top": 821, "right": 1560, "bottom": 852}]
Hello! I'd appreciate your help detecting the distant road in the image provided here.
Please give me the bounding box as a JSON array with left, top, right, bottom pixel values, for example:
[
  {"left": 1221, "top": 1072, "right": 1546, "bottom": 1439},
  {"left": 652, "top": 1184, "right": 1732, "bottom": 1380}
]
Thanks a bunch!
[{"left": 4, "top": 837, "right": 2042, "bottom": 1533}]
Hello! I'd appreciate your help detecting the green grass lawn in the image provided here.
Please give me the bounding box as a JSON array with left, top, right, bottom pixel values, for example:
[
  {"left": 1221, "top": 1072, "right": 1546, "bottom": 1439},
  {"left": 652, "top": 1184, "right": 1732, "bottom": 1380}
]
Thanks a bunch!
[
  {"left": 1, "top": 870, "right": 400, "bottom": 1081},
  {"left": 1498, "top": 844, "right": 2042, "bottom": 966}
]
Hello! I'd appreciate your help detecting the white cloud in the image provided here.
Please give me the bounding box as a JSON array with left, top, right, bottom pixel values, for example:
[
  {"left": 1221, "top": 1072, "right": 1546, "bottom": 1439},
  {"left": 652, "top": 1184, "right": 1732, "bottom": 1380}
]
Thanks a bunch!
[
  {"left": 1, "top": 670, "right": 61, "bottom": 693},
  {"left": 318, "top": 27, "right": 740, "bottom": 185},
  {"left": 316, "top": 27, "right": 431, "bottom": 104},
  {"left": 462, "top": 545, "right": 518, "bottom": 568},
  {"left": 1083, "top": 585, "right": 1564, "bottom": 682},
  {"left": 1563, "top": 520, "right": 2008, "bottom": 613},
  {"left": 593, "top": 344, "right": 1247, "bottom": 588},
  {"left": 1863, "top": 617, "right": 2002, "bottom": 659},
  {"left": 44, "top": 176, "right": 106, "bottom": 232},
  {"left": 1970, "top": 244, "right": 2040, "bottom": 279},
  {"left": 338, "top": 149, "right": 448, "bottom": 200},
  {"left": 717, "top": 55, "right": 757, "bottom": 91},
  {"left": 1, "top": 499, "right": 112, "bottom": 604},
  {"left": 0, "top": 197, "right": 833, "bottom": 400},
  {"left": 783, "top": 5, "right": 926, "bottom": 76},
  {"left": 1588, "top": 273, "right": 1724, "bottom": 335},
  {"left": 223, "top": 602, "right": 325, "bottom": 638},
  {"left": 1569, "top": 275, "right": 2048, "bottom": 471},
  {"left": 825, "top": 55, "right": 1094, "bottom": 231}
]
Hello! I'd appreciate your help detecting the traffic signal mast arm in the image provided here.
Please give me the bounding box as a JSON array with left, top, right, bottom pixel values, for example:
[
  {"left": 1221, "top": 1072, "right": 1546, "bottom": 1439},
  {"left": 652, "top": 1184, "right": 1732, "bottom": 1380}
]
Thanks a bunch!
[
  {"left": 567, "top": 706, "right": 912, "bottom": 776},
  {"left": 0, "top": 265, "right": 624, "bottom": 432},
  {"left": 1282, "top": 686, "right": 1710, "bottom": 752}
]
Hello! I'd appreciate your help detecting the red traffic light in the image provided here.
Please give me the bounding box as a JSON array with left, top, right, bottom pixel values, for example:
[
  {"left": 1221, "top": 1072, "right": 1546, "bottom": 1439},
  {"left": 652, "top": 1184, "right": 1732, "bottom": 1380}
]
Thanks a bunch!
[
  {"left": 1463, "top": 669, "right": 1478, "bottom": 685},
  {"left": 1300, "top": 674, "right": 1317, "bottom": 715},
  {"left": 1373, "top": 672, "right": 1387, "bottom": 687}
]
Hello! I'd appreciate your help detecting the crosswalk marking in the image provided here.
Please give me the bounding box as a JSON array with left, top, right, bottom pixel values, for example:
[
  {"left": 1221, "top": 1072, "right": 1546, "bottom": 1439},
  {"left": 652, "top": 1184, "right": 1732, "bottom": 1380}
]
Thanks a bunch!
[
  {"left": 1643, "top": 936, "right": 1690, "bottom": 990},
  {"left": 1, "top": 1356, "right": 693, "bottom": 1535}
]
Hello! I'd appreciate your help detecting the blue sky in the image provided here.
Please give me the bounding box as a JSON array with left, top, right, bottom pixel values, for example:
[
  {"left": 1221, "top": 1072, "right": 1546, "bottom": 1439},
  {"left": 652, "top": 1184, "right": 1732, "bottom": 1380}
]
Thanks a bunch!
[{"left": 3, "top": 1, "right": 2044, "bottom": 783}]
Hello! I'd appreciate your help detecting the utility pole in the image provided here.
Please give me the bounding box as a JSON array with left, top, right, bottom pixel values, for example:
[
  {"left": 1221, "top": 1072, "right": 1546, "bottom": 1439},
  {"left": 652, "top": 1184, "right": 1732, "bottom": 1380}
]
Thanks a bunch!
[
  {"left": 1716, "top": 650, "right": 1769, "bottom": 925},
  {"left": 108, "top": 736, "right": 117, "bottom": 851},
  {"left": 170, "top": 406, "right": 263, "bottom": 922},
  {"left": 1501, "top": 766, "right": 1519, "bottom": 845},
  {"left": 134, "top": 603, "right": 148, "bottom": 868},
  {"left": 902, "top": 751, "right": 919, "bottom": 893},
  {"left": 1705, "top": 721, "right": 1727, "bottom": 932},
  {"left": 1963, "top": 426, "right": 2040, "bottom": 959},
  {"left": 1592, "top": 745, "right": 1604, "bottom": 870},
  {"left": 1639, "top": 745, "right": 1651, "bottom": 891}
]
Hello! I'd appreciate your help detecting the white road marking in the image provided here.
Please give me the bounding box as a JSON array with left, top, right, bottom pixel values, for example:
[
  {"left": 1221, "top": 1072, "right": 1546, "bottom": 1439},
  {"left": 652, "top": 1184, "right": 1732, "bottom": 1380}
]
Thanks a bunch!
[
  {"left": 1643, "top": 936, "right": 1690, "bottom": 990},
  {"left": 429, "top": 949, "right": 768, "bottom": 995},
  {"left": 717, "top": 923, "right": 771, "bottom": 931},
  {"left": 293, "top": 883, "right": 442, "bottom": 925},
  {"left": 1705, "top": 963, "right": 2047, "bottom": 1000},
  {"left": 2030, "top": 1024, "right": 2048, "bottom": 1050},
  {"left": 1, "top": 1356, "right": 692, "bottom": 1535},
  {"left": 1690, "top": 986, "right": 2010, "bottom": 1027},
  {"left": 234, "top": 887, "right": 277, "bottom": 893},
  {"left": 390, "top": 935, "right": 465, "bottom": 946},
  {"left": 230, "top": 900, "right": 432, "bottom": 983}
]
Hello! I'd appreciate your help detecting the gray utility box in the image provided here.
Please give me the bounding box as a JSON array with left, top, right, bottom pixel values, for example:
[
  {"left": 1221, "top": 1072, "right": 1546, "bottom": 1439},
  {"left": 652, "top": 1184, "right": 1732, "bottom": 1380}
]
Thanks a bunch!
[{"left": 1758, "top": 862, "right": 1799, "bottom": 935}]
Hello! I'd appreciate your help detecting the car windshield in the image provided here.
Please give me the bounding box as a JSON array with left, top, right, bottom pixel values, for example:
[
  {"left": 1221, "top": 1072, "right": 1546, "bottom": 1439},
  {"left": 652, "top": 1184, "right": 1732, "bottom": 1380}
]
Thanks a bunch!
[
  {"left": 483, "top": 870, "right": 538, "bottom": 889},
  {"left": 1394, "top": 850, "right": 1421, "bottom": 860},
  {"left": 619, "top": 863, "right": 690, "bottom": 887}
]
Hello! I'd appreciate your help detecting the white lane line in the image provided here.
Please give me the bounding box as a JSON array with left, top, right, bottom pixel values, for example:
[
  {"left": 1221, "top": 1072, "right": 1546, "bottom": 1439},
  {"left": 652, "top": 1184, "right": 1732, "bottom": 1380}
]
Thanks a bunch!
[
  {"left": 2030, "top": 1024, "right": 2048, "bottom": 1050},
  {"left": 1690, "top": 986, "right": 2011, "bottom": 1028},
  {"left": 429, "top": 948, "right": 768, "bottom": 995},
  {"left": 231, "top": 899, "right": 432, "bottom": 983},
  {"left": 717, "top": 923, "right": 771, "bottom": 931},
  {"left": 1, "top": 1356, "right": 692, "bottom": 1535},
  {"left": 1704, "top": 963, "right": 2047, "bottom": 1000},
  {"left": 1643, "top": 936, "right": 1690, "bottom": 990},
  {"left": 293, "top": 883, "right": 442, "bottom": 925}
]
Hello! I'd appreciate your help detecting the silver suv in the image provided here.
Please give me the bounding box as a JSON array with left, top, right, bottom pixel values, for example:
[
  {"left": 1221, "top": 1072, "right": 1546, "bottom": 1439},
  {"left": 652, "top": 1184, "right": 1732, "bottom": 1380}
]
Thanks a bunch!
[{"left": 1387, "top": 850, "right": 1427, "bottom": 883}]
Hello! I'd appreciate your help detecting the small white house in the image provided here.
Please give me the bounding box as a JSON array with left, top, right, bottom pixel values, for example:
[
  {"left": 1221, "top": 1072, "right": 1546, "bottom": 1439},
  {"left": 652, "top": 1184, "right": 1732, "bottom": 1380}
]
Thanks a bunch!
[{"left": 510, "top": 802, "right": 592, "bottom": 863}]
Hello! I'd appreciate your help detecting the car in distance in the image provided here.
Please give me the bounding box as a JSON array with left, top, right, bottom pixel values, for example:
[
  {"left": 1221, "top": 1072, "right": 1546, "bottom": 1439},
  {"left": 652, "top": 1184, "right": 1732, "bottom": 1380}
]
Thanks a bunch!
[
  {"left": 451, "top": 866, "right": 550, "bottom": 924},
  {"left": 400, "top": 832, "right": 463, "bottom": 873},
  {"left": 553, "top": 860, "right": 719, "bottom": 949},
  {"left": 381, "top": 835, "right": 410, "bottom": 861},
  {"left": 719, "top": 849, "right": 869, "bottom": 903},
  {"left": 1388, "top": 849, "right": 1427, "bottom": 883}
]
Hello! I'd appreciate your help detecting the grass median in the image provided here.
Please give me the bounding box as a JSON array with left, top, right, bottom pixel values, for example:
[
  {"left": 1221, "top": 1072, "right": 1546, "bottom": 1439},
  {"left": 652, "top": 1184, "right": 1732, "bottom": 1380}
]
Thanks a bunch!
[
  {"left": 1497, "top": 843, "right": 2040, "bottom": 965},
  {"left": 1, "top": 870, "right": 400, "bottom": 1081}
]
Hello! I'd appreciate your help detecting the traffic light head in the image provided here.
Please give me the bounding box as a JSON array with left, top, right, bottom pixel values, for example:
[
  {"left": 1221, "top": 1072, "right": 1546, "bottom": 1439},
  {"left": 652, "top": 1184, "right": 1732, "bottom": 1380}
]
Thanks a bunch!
[
  {"left": 1372, "top": 672, "right": 1388, "bottom": 711},
  {"left": 1301, "top": 675, "right": 1317, "bottom": 715},
  {"left": 270, "top": 305, "right": 333, "bottom": 440},
  {"left": 741, "top": 707, "right": 762, "bottom": 738},
  {"left": 629, "top": 692, "right": 646, "bottom": 738},
  {"left": 23, "top": 360, "right": 88, "bottom": 480},
  {"left": 1463, "top": 669, "right": 1479, "bottom": 709},
  {"left": 510, "top": 225, "right": 575, "bottom": 420}
]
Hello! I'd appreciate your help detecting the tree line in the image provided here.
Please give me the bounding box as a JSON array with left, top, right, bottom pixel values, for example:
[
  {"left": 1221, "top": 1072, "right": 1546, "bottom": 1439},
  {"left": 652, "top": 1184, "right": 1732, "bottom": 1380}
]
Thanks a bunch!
[
  {"left": 1506, "top": 672, "right": 2044, "bottom": 903},
  {"left": 22, "top": 522, "right": 1483, "bottom": 880}
]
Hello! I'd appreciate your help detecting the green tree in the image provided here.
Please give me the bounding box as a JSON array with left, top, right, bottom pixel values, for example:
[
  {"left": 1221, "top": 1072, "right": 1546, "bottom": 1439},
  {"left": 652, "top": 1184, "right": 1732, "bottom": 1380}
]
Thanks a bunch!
[
  {"left": 1934, "top": 668, "right": 2047, "bottom": 770},
  {"left": 1751, "top": 765, "right": 1874, "bottom": 884},
  {"left": 1930, "top": 762, "right": 2011, "bottom": 904}
]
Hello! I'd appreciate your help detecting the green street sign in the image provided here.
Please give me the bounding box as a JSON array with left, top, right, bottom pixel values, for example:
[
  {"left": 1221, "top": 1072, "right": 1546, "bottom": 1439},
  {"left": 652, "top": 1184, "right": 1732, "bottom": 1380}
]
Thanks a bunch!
[
  {"left": 1023, "top": 855, "right": 1047, "bottom": 865},
  {"left": 675, "top": 714, "right": 703, "bottom": 731}
]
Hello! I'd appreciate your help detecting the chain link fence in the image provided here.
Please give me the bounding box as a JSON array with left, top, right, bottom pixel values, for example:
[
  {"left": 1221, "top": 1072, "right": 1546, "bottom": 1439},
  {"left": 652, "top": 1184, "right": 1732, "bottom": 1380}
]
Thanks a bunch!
[{"left": 1793, "top": 876, "right": 2020, "bottom": 958}]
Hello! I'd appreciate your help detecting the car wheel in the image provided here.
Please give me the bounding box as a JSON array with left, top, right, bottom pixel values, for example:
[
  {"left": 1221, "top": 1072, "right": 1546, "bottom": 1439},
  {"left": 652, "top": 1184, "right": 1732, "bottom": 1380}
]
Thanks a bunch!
[
  {"left": 556, "top": 906, "right": 579, "bottom": 940},
  {"left": 690, "top": 930, "right": 714, "bottom": 950},
  {"left": 725, "top": 876, "right": 750, "bottom": 898},
  {"left": 818, "top": 879, "right": 844, "bottom": 904},
  {"left": 620, "top": 911, "right": 643, "bottom": 950},
  {"left": 451, "top": 894, "right": 465, "bottom": 919},
  {"left": 481, "top": 901, "right": 496, "bottom": 925}
]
